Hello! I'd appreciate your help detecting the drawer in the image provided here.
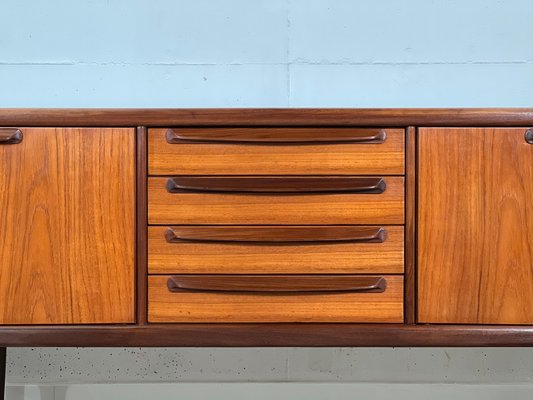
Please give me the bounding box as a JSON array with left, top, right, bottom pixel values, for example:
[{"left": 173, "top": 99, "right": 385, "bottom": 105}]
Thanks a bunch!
[
  {"left": 148, "top": 225, "right": 404, "bottom": 274},
  {"left": 148, "top": 176, "right": 405, "bottom": 225},
  {"left": 148, "top": 127, "right": 405, "bottom": 175},
  {"left": 148, "top": 275, "right": 404, "bottom": 323}
]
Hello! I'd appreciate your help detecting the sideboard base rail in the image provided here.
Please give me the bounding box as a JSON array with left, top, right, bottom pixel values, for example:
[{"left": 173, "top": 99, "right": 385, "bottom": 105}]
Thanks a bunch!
[{"left": 0, "top": 325, "right": 532, "bottom": 347}]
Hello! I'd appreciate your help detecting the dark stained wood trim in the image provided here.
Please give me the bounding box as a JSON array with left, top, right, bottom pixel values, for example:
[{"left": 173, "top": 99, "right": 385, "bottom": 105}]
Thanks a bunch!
[
  {"left": 405, "top": 127, "right": 416, "bottom": 324},
  {"left": 526, "top": 128, "right": 533, "bottom": 144},
  {"left": 166, "top": 176, "right": 388, "bottom": 194},
  {"left": 166, "top": 275, "right": 388, "bottom": 293},
  {"left": 1, "top": 108, "right": 533, "bottom": 127},
  {"left": 0, "top": 325, "right": 532, "bottom": 347},
  {"left": 0, "top": 128, "right": 23, "bottom": 144},
  {"left": 165, "top": 127, "right": 387, "bottom": 144},
  {"left": 136, "top": 127, "right": 148, "bottom": 325},
  {"left": 164, "top": 225, "right": 388, "bottom": 244}
]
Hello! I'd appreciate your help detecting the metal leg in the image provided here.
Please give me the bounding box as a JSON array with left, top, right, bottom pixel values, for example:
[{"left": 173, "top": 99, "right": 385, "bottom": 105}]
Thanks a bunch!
[{"left": 0, "top": 347, "right": 5, "bottom": 400}]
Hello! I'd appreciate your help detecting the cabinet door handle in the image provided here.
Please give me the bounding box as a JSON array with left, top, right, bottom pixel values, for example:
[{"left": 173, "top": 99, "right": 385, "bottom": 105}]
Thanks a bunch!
[
  {"left": 165, "top": 127, "right": 387, "bottom": 144},
  {"left": 526, "top": 129, "right": 533, "bottom": 144},
  {"left": 165, "top": 226, "right": 387, "bottom": 244},
  {"left": 166, "top": 176, "right": 386, "bottom": 194},
  {"left": 0, "top": 129, "right": 23, "bottom": 144},
  {"left": 167, "top": 275, "right": 387, "bottom": 293}
]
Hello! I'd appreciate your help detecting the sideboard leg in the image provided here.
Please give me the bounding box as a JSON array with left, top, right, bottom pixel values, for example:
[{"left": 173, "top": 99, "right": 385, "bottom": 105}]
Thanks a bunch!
[{"left": 0, "top": 347, "right": 5, "bottom": 400}]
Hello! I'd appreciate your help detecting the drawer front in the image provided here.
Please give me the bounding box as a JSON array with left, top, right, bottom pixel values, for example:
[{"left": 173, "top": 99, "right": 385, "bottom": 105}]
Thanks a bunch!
[
  {"left": 148, "top": 127, "right": 405, "bottom": 175},
  {"left": 148, "top": 225, "right": 404, "bottom": 274},
  {"left": 148, "top": 275, "right": 404, "bottom": 323},
  {"left": 148, "top": 176, "right": 404, "bottom": 224}
]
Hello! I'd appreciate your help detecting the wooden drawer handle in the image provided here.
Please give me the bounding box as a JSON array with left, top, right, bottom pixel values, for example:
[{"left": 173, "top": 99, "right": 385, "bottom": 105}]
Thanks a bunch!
[
  {"left": 526, "top": 128, "right": 533, "bottom": 144},
  {"left": 166, "top": 176, "right": 387, "bottom": 194},
  {"left": 165, "top": 127, "right": 387, "bottom": 145},
  {"left": 165, "top": 226, "right": 387, "bottom": 244},
  {"left": 0, "top": 129, "right": 23, "bottom": 144},
  {"left": 167, "top": 275, "right": 387, "bottom": 293}
]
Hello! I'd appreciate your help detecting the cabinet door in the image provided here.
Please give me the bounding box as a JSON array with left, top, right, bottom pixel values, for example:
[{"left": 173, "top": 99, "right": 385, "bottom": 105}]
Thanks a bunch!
[
  {"left": 0, "top": 128, "right": 135, "bottom": 324},
  {"left": 418, "top": 127, "right": 533, "bottom": 324}
]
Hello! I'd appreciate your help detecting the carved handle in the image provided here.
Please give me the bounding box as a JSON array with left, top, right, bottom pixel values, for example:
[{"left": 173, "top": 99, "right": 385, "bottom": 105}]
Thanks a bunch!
[
  {"left": 526, "top": 129, "right": 533, "bottom": 144},
  {"left": 165, "top": 226, "right": 387, "bottom": 244},
  {"left": 165, "top": 127, "right": 387, "bottom": 145},
  {"left": 166, "top": 176, "right": 386, "bottom": 194},
  {"left": 0, "top": 129, "right": 23, "bottom": 144},
  {"left": 167, "top": 275, "right": 387, "bottom": 293}
]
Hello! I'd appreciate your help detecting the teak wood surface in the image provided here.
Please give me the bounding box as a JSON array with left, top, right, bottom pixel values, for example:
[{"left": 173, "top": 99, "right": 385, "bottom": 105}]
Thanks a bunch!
[
  {"left": 136, "top": 126, "right": 148, "bottom": 325},
  {"left": 147, "top": 176, "right": 405, "bottom": 225},
  {"left": 148, "top": 127, "right": 405, "bottom": 175},
  {"left": 418, "top": 127, "right": 533, "bottom": 324},
  {"left": 1, "top": 109, "right": 533, "bottom": 346},
  {"left": 148, "top": 225, "right": 404, "bottom": 274},
  {"left": 148, "top": 275, "right": 404, "bottom": 323},
  {"left": 404, "top": 126, "right": 417, "bottom": 324},
  {"left": 0, "top": 128, "right": 135, "bottom": 324}
]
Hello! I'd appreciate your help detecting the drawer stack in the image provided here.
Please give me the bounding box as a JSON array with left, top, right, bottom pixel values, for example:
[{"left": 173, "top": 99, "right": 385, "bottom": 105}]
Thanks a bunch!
[{"left": 147, "top": 127, "right": 405, "bottom": 323}]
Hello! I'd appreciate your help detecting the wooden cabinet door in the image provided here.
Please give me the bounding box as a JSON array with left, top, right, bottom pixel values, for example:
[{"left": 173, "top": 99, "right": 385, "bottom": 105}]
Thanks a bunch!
[
  {"left": 418, "top": 127, "right": 533, "bottom": 324},
  {"left": 0, "top": 128, "right": 135, "bottom": 324}
]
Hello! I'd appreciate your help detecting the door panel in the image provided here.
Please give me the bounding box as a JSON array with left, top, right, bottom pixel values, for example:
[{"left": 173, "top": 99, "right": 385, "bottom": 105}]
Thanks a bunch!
[
  {"left": 0, "top": 128, "right": 135, "bottom": 324},
  {"left": 418, "top": 127, "right": 533, "bottom": 324}
]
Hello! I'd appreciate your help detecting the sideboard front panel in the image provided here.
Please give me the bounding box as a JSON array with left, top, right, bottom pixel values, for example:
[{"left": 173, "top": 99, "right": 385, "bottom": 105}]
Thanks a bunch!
[
  {"left": 0, "top": 127, "right": 136, "bottom": 324},
  {"left": 418, "top": 127, "right": 533, "bottom": 324}
]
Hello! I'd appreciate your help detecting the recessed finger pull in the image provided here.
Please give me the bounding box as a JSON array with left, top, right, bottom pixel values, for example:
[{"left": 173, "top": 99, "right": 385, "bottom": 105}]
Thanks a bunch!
[
  {"left": 526, "top": 129, "right": 533, "bottom": 144},
  {"left": 0, "top": 129, "right": 23, "bottom": 144},
  {"left": 165, "top": 176, "right": 387, "bottom": 194},
  {"left": 167, "top": 275, "right": 388, "bottom": 294}
]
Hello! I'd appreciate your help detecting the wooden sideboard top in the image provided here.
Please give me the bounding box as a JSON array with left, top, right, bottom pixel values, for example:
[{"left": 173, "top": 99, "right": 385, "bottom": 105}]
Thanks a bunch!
[{"left": 0, "top": 108, "right": 533, "bottom": 126}]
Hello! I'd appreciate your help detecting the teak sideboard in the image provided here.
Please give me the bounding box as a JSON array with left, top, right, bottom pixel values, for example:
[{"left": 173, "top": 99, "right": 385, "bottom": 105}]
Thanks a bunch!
[{"left": 0, "top": 108, "right": 532, "bottom": 354}]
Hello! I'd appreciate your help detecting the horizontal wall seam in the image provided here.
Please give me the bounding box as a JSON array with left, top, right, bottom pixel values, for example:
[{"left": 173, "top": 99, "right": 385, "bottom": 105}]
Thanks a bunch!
[{"left": 0, "top": 60, "right": 532, "bottom": 67}]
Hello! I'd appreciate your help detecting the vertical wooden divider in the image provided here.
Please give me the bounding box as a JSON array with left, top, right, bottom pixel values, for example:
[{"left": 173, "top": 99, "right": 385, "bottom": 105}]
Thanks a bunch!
[
  {"left": 136, "top": 127, "right": 148, "bottom": 324},
  {"left": 405, "top": 126, "right": 417, "bottom": 324}
]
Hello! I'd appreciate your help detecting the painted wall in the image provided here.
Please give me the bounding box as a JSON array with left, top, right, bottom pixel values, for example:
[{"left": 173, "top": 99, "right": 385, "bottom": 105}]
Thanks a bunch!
[
  {"left": 1, "top": 0, "right": 533, "bottom": 396},
  {"left": 1, "top": 0, "right": 533, "bottom": 107}
]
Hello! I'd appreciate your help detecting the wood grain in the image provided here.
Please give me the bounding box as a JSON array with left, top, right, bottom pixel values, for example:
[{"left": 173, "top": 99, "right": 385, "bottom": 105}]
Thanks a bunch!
[
  {"left": 0, "top": 128, "right": 135, "bottom": 324},
  {"left": 148, "top": 275, "right": 404, "bottom": 323},
  {"left": 1, "top": 108, "right": 533, "bottom": 127},
  {"left": 418, "top": 127, "right": 533, "bottom": 324},
  {"left": 404, "top": 126, "right": 417, "bottom": 324},
  {"left": 136, "top": 127, "right": 148, "bottom": 325},
  {"left": 148, "top": 176, "right": 404, "bottom": 225},
  {"left": 148, "top": 226, "right": 404, "bottom": 274},
  {"left": 148, "top": 127, "right": 405, "bottom": 175}
]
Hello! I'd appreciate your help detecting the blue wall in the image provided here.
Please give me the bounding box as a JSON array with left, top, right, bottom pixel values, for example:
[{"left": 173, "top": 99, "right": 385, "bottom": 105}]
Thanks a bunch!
[{"left": 1, "top": 0, "right": 532, "bottom": 107}]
